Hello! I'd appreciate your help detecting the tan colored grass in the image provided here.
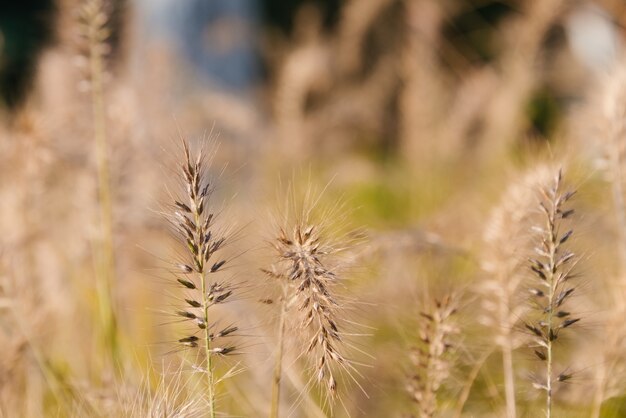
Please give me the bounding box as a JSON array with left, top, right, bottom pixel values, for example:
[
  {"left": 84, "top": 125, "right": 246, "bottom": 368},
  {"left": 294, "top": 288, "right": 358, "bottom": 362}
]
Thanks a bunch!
[
  {"left": 589, "top": 61, "right": 626, "bottom": 418},
  {"left": 264, "top": 185, "right": 363, "bottom": 415},
  {"left": 407, "top": 294, "right": 458, "bottom": 418},
  {"left": 77, "top": 0, "right": 119, "bottom": 369},
  {"left": 69, "top": 363, "right": 209, "bottom": 417},
  {"left": 525, "top": 169, "right": 580, "bottom": 418},
  {"left": 480, "top": 165, "right": 554, "bottom": 418},
  {"left": 162, "top": 139, "right": 239, "bottom": 418}
]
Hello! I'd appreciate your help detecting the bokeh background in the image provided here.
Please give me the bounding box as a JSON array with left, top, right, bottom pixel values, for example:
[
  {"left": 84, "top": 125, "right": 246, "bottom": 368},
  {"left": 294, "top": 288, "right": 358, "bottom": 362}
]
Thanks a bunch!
[{"left": 1, "top": 1, "right": 626, "bottom": 417}]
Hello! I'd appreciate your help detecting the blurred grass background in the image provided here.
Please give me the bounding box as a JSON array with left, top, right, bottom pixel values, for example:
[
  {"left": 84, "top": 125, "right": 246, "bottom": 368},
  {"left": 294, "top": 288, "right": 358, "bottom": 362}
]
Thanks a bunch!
[{"left": 1, "top": 0, "right": 626, "bottom": 417}]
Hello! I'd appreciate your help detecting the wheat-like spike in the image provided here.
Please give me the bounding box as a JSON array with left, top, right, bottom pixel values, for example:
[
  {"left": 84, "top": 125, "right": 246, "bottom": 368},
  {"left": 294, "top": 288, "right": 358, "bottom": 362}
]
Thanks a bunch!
[
  {"left": 165, "top": 140, "right": 236, "bottom": 418},
  {"left": 276, "top": 223, "right": 344, "bottom": 399},
  {"left": 525, "top": 169, "right": 580, "bottom": 418},
  {"left": 266, "top": 193, "right": 361, "bottom": 416},
  {"left": 407, "top": 295, "right": 458, "bottom": 418}
]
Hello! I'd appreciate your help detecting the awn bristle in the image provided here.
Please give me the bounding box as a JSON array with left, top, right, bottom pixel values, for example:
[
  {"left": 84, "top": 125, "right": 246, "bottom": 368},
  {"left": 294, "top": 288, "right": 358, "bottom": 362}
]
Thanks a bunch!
[{"left": 69, "top": 363, "right": 209, "bottom": 418}]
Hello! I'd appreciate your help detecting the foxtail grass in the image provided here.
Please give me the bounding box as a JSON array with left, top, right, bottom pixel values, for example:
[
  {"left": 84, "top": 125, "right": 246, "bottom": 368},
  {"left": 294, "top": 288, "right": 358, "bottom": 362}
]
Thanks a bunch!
[
  {"left": 163, "top": 139, "right": 239, "bottom": 418},
  {"left": 407, "top": 295, "right": 458, "bottom": 418},
  {"left": 525, "top": 169, "right": 580, "bottom": 418},
  {"left": 78, "top": 0, "right": 119, "bottom": 369},
  {"left": 264, "top": 186, "right": 362, "bottom": 416}
]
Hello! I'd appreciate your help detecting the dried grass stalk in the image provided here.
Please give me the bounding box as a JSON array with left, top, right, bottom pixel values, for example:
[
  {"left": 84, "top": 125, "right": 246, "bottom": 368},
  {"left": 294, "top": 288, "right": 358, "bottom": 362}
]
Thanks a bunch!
[
  {"left": 598, "top": 63, "right": 626, "bottom": 274},
  {"left": 164, "top": 140, "right": 238, "bottom": 418},
  {"left": 70, "top": 364, "right": 209, "bottom": 417},
  {"left": 525, "top": 169, "right": 580, "bottom": 418},
  {"left": 78, "top": 0, "right": 119, "bottom": 367},
  {"left": 265, "top": 191, "right": 361, "bottom": 414},
  {"left": 407, "top": 295, "right": 458, "bottom": 418},
  {"left": 481, "top": 166, "right": 553, "bottom": 418},
  {"left": 590, "top": 62, "right": 626, "bottom": 418}
]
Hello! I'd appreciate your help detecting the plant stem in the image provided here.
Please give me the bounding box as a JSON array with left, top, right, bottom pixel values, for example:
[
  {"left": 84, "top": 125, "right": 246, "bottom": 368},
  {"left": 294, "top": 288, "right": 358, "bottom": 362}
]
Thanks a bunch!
[
  {"left": 195, "top": 210, "right": 216, "bottom": 418},
  {"left": 201, "top": 270, "right": 216, "bottom": 418},
  {"left": 590, "top": 366, "right": 606, "bottom": 418},
  {"left": 270, "top": 285, "right": 288, "bottom": 418},
  {"left": 546, "top": 329, "right": 552, "bottom": 418},
  {"left": 545, "top": 205, "right": 556, "bottom": 418},
  {"left": 502, "top": 334, "right": 517, "bottom": 418},
  {"left": 88, "top": 18, "right": 118, "bottom": 369},
  {"left": 453, "top": 349, "right": 493, "bottom": 418},
  {"left": 610, "top": 142, "right": 626, "bottom": 277},
  {"left": 496, "top": 268, "right": 517, "bottom": 418}
]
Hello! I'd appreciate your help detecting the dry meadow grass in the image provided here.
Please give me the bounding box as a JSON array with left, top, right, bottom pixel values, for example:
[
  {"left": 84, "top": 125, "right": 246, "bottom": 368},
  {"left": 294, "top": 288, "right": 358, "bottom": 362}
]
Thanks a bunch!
[{"left": 2, "top": 0, "right": 626, "bottom": 417}]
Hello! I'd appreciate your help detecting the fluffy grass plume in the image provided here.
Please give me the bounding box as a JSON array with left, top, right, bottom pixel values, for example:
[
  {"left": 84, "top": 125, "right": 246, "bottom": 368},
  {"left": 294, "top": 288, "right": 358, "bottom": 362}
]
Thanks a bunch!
[
  {"left": 590, "top": 62, "right": 626, "bottom": 418},
  {"left": 263, "top": 184, "right": 364, "bottom": 416}
]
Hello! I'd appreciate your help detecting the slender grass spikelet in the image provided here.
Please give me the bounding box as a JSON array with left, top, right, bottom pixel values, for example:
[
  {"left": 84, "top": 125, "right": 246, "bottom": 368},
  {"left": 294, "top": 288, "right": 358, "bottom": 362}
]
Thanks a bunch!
[
  {"left": 163, "top": 139, "right": 239, "bottom": 418},
  {"left": 524, "top": 169, "right": 581, "bottom": 418},
  {"left": 407, "top": 295, "right": 458, "bottom": 418},
  {"left": 265, "top": 187, "right": 362, "bottom": 415}
]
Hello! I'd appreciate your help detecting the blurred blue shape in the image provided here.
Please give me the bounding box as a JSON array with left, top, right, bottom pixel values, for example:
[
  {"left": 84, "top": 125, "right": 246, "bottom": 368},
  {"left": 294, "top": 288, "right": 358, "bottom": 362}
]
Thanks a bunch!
[{"left": 137, "top": 0, "right": 260, "bottom": 92}]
